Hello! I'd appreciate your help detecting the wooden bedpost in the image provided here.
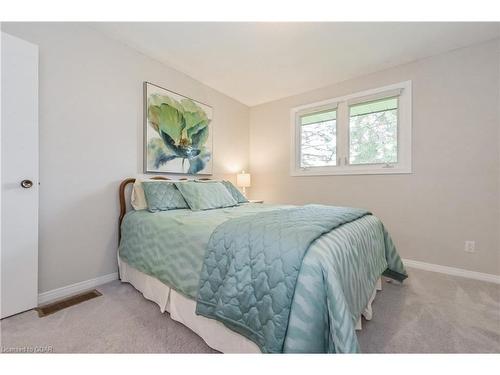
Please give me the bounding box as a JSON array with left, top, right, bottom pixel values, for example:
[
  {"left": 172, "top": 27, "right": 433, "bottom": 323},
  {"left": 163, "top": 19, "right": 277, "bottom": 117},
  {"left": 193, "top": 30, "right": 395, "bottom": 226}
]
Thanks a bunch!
[{"left": 118, "top": 178, "right": 136, "bottom": 243}]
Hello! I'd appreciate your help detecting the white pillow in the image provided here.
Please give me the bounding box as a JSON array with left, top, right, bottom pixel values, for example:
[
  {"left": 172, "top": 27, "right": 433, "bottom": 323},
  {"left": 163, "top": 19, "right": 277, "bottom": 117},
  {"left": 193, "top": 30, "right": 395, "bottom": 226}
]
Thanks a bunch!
[{"left": 131, "top": 178, "right": 170, "bottom": 210}]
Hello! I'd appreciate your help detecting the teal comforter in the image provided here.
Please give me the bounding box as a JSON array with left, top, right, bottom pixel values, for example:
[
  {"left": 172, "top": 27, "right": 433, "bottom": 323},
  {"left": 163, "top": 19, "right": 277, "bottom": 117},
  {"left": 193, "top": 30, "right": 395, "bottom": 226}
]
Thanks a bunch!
[
  {"left": 119, "top": 203, "right": 407, "bottom": 353},
  {"left": 196, "top": 205, "right": 406, "bottom": 353}
]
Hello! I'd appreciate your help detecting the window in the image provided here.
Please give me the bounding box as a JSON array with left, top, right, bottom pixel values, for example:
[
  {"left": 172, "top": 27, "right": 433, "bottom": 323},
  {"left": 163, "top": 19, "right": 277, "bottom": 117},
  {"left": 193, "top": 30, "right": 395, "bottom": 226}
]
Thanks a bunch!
[
  {"left": 291, "top": 81, "right": 411, "bottom": 176},
  {"left": 300, "top": 109, "right": 337, "bottom": 168},
  {"left": 349, "top": 96, "right": 398, "bottom": 165}
]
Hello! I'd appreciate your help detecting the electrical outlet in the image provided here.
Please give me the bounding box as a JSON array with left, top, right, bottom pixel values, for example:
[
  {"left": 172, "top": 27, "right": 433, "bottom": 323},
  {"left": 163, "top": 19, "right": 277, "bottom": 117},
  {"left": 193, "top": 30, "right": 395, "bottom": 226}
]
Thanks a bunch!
[{"left": 464, "top": 241, "right": 475, "bottom": 253}]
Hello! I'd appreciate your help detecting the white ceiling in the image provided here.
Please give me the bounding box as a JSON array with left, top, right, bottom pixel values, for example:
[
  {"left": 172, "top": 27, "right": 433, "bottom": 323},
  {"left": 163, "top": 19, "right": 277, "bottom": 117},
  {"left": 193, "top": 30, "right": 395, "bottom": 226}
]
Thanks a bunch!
[{"left": 91, "top": 22, "right": 500, "bottom": 106}]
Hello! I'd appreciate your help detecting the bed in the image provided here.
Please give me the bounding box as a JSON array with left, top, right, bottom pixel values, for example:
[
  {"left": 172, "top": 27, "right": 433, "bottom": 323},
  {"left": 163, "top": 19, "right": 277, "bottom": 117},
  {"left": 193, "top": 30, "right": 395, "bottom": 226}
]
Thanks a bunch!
[{"left": 117, "top": 177, "right": 407, "bottom": 353}]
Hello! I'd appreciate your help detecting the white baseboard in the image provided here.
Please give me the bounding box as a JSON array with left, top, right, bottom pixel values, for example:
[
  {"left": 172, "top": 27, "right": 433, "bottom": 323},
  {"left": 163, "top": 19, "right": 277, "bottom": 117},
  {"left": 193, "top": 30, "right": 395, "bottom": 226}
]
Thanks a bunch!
[
  {"left": 403, "top": 258, "right": 500, "bottom": 284},
  {"left": 36, "top": 261, "right": 498, "bottom": 305},
  {"left": 38, "top": 272, "right": 119, "bottom": 305}
]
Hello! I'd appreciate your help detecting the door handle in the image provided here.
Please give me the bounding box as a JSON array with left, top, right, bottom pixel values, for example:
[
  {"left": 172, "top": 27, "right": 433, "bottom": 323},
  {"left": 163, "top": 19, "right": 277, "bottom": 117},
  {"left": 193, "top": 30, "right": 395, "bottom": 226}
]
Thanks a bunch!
[{"left": 20, "top": 180, "right": 33, "bottom": 189}]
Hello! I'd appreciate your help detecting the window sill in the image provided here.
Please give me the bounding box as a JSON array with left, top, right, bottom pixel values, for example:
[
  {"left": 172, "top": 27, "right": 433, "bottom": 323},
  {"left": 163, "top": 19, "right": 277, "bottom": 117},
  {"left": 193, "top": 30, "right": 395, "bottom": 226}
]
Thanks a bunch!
[{"left": 291, "top": 166, "right": 412, "bottom": 176}]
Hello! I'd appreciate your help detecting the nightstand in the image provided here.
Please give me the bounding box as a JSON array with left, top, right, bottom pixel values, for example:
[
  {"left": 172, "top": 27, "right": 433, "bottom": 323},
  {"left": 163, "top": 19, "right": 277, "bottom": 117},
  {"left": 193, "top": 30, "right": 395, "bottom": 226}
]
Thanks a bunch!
[{"left": 248, "top": 199, "right": 264, "bottom": 203}]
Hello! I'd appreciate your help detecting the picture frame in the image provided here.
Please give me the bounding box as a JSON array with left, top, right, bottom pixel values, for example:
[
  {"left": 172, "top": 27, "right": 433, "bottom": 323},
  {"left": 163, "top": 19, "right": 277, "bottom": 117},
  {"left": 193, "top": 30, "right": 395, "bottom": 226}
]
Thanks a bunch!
[{"left": 143, "top": 81, "right": 213, "bottom": 175}]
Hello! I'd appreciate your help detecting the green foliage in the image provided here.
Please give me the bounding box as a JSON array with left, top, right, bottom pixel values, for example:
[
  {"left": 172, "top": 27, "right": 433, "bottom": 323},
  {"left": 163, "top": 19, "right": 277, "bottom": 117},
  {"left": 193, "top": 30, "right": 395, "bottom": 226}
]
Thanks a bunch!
[
  {"left": 190, "top": 125, "right": 209, "bottom": 149},
  {"left": 349, "top": 110, "right": 397, "bottom": 165},
  {"left": 158, "top": 103, "right": 184, "bottom": 141}
]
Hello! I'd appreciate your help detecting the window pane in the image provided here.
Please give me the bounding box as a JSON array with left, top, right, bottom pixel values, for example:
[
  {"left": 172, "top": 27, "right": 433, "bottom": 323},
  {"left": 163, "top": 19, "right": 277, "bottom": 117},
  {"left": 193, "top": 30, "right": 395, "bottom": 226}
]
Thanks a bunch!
[
  {"left": 349, "top": 97, "right": 398, "bottom": 165},
  {"left": 300, "top": 109, "right": 337, "bottom": 168}
]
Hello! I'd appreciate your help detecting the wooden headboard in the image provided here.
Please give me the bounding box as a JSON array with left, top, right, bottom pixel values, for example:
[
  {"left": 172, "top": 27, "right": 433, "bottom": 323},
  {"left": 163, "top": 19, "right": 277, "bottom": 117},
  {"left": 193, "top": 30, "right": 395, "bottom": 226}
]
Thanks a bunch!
[{"left": 118, "top": 176, "right": 211, "bottom": 241}]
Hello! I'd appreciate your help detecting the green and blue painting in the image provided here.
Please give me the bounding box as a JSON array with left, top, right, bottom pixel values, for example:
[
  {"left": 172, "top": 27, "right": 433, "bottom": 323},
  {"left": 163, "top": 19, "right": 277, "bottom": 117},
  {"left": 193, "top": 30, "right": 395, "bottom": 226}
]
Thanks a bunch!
[{"left": 144, "top": 82, "right": 213, "bottom": 175}]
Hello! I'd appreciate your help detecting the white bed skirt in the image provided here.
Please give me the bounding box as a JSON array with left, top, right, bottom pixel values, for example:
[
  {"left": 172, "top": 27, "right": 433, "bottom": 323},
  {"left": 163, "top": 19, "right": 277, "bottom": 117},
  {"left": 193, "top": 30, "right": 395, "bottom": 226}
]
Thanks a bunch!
[{"left": 118, "top": 256, "right": 382, "bottom": 353}]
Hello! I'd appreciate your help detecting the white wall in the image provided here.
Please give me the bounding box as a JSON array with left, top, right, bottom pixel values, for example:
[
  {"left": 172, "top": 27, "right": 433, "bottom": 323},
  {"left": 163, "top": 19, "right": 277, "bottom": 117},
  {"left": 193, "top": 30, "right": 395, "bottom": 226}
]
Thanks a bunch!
[
  {"left": 1, "top": 23, "right": 250, "bottom": 293},
  {"left": 249, "top": 40, "right": 500, "bottom": 276}
]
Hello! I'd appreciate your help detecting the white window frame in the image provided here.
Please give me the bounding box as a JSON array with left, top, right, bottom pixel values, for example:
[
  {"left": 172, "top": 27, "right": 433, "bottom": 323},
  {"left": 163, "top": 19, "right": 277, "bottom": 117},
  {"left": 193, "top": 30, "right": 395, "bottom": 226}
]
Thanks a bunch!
[{"left": 290, "top": 81, "right": 412, "bottom": 176}]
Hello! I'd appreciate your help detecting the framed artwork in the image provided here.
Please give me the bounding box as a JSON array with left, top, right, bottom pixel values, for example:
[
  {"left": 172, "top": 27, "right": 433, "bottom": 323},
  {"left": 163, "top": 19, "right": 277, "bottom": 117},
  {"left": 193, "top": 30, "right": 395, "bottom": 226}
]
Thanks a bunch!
[{"left": 143, "top": 82, "right": 213, "bottom": 175}]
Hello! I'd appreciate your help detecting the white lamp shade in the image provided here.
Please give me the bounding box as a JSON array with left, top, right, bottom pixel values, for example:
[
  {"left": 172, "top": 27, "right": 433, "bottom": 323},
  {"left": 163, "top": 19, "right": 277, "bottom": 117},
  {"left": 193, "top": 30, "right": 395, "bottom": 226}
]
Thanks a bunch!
[{"left": 236, "top": 172, "right": 251, "bottom": 188}]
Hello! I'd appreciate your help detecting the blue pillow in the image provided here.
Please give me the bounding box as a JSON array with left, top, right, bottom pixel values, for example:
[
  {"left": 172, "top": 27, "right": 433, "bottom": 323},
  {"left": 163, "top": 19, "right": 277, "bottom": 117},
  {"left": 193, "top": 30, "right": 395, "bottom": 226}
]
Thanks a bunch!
[
  {"left": 142, "top": 181, "right": 189, "bottom": 212},
  {"left": 174, "top": 181, "right": 238, "bottom": 211},
  {"left": 221, "top": 180, "right": 248, "bottom": 203}
]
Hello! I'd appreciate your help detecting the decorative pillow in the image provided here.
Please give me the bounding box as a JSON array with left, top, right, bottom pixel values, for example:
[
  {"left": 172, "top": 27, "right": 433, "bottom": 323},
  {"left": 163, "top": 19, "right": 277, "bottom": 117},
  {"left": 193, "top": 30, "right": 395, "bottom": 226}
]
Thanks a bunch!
[
  {"left": 142, "top": 181, "right": 189, "bottom": 212},
  {"left": 131, "top": 178, "right": 169, "bottom": 210},
  {"left": 131, "top": 178, "right": 148, "bottom": 210},
  {"left": 174, "top": 181, "right": 238, "bottom": 211},
  {"left": 221, "top": 180, "right": 248, "bottom": 203}
]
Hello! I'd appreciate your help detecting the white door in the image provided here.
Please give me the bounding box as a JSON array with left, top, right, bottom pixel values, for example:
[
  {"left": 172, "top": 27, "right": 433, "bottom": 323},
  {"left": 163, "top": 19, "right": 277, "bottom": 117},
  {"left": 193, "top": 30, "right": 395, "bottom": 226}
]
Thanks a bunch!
[{"left": 1, "top": 32, "right": 39, "bottom": 318}]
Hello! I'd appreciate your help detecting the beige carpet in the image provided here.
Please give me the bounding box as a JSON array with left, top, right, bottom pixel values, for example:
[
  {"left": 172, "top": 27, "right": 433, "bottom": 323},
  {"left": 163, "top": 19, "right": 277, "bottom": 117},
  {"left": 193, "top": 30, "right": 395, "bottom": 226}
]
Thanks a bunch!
[{"left": 1, "top": 268, "right": 499, "bottom": 353}]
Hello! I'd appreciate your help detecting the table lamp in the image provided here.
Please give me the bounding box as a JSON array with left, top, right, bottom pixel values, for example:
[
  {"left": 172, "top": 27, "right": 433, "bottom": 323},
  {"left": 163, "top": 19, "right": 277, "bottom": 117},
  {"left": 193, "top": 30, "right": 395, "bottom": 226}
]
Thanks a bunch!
[{"left": 236, "top": 170, "right": 251, "bottom": 196}]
